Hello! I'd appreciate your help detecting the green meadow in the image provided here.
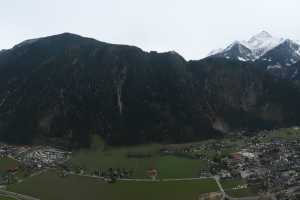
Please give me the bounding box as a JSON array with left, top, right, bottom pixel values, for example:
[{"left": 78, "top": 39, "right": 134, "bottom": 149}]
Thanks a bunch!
[
  {"left": 70, "top": 136, "right": 209, "bottom": 178},
  {"left": 0, "top": 196, "right": 17, "bottom": 200},
  {"left": 8, "top": 171, "right": 218, "bottom": 200},
  {"left": 0, "top": 157, "right": 19, "bottom": 173}
]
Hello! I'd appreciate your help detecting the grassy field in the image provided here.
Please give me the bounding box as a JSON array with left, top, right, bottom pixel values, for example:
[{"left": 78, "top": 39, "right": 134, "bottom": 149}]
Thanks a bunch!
[
  {"left": 221, "top": 179, "right": 257, "bottom": 198},
  {"left": 8, "top": 171, "right": 218, "bottom": 200},
  {"left": 221, "top": 179, "right": 246, "bottom": 190},
  {"left": 0, "top": 157, "right": 19, "bottom": 173},
  {"left": 261, "top": 127, "right": 300, "bottom": 142},
  {"left": 226, "top": 188, "right": 256, "bottom": 198},
  {"left": 0, "top": 196, "right": 17, "bottom": 200},
  {"left": 70, "top": 136, "right": 208, "bottom": 178}
]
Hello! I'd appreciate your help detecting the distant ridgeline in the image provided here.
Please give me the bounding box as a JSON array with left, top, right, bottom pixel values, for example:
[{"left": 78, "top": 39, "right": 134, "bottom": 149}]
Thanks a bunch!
[{"left": 0, "top": 33, "right": 300, "bottom": 147}]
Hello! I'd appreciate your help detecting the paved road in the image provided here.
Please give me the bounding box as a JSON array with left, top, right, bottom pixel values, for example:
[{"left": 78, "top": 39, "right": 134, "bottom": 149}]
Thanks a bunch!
[
  {"left": 162, "top": 177, "right": 211, "bottom": 181},
  {"left": 225, "top": 195, "right": 260, "bottom": 200},
  {"left": 68, "top": 172, "right": 105, "bottom": 180},
  {"left": 213, "top": 176, "right": 226, "bottom": 199},
  {"left": 213, "top": 176, "right": 260, "bottom": 200},
  {"left": 71, "top": 172, "right": 212, "bottom": 182},
  {"left": 0, "top": 189, "right": 40, "bottom": 200}
]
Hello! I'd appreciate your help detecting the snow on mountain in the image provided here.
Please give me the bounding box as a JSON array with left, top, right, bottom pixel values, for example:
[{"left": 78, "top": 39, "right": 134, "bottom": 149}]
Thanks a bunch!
[
  {"left": 267, "top": 64, "right": 282, "bottom": 70},
  {"left": 243, "top": 31, "right": 284, "bottom": 59},
  {"left": 207, "top": 32, "right": 300, "bottom": 83},
  {"left": 211, "top": 41, "right": 255, "bottom": 61},
  {"left": 261, "top": 39, "right": 300, "bottom": 67},
  {"left": 208, "top": 31, "right": 287, "bottom": 61},
  {"left": 207, "top": 48, "right": 223, "bottom": 57},
  {"left": 297, "top": 48, "right": 300, "bottom": 56}
]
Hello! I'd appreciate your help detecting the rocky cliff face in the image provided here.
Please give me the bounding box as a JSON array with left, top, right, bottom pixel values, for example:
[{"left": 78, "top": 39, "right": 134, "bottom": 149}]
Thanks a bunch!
[
  {"left": 188, "top": 58, "right": 300, "bottom": 133},
  {"left": 0, "top": 33, "right": 299, "bottom": 147}
]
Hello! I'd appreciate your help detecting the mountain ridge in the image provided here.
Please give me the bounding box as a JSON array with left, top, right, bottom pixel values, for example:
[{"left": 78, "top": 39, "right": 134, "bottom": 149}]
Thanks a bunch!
[
  {"left": 208, "top": 31, "right": 298, "bottom": 61},
  {"left": 208, "top": 31, "right": 300, "bottom": 80},
  {"left": 0, "top": 33, "right": 300, "bottom": 147}
]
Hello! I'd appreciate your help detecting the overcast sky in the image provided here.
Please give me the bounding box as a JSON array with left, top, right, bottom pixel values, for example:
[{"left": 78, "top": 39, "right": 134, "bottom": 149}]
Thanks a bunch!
[{"left": 1, "top": 0, "right": 300, "bottom": 60}]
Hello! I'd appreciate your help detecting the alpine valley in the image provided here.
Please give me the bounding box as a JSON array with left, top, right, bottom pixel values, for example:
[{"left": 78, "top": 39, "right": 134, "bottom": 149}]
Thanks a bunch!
[{"left": 0, "top": 32, "right": 300, "bottom": 148}]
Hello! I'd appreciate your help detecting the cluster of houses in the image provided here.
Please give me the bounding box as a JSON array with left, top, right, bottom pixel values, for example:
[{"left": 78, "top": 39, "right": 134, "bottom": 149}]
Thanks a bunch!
[
  {"left": 210, "top": 137, "right": 300, "bottom": 199},
  {"left": 0, "top": 143, "right": 70, "bottom": 170},
  {"left": 94, "top": 168, "right": 134, "bottom": 180},
  {"left": 0, "top": 143, "right": 71, "bottom": 186},
  {"left": 0, "top": 143, "right": 30, "bottom": 158},
  {"left": 18, "top": 147, "right": 70, "bottom": 169}
]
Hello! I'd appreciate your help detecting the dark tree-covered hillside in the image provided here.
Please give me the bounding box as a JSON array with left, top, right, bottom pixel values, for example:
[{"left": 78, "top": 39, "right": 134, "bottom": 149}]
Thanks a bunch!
[{"left": 0, "top": 33, "right": 299, "bottom": 147}]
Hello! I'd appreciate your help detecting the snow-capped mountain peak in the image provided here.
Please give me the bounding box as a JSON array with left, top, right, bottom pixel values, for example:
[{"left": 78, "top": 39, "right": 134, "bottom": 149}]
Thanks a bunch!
[
  {"left": 249, "top": 31, "right": 273, "bottom": 41},
  {"left": 209, "top": 41, "right": 255, "bottom": 61},
  {"left": 244, "top": 31, "right": 284, "bottom": 58},
  {"left": 208, "top": 31, "right": 288, "bottom": 60},
  {"left": 206, "top": 32, "right": 300, "bottom": 81},
  {"left": 260, "top": 39, "right": 300, "bottom": 67}
]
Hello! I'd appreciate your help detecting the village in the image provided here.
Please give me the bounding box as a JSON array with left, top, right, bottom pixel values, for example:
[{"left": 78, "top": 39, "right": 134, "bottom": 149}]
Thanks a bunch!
[
  {"left": 1, "top": 128, "right": 300, "bottom": 200},
  {"left": 153, "top": 128, "right": 300, "bottom": 199},
  {"left": 0, "top": 143, "right": 70, "bottom": 185}
]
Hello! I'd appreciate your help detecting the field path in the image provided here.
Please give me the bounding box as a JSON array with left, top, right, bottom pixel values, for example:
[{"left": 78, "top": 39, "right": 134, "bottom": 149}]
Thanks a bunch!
[
  {"left": 212, "top": 176, "right": 260, "bottom": 200},
  {"left": 0, "top": 189, "right": 40, "bottom": 200},
  {"left": 162, "top": 177, "right": 212, "bottom": 181},
  {"left": 213, "top": 176, "right": 226, "bottom": 199}
]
